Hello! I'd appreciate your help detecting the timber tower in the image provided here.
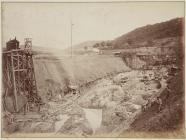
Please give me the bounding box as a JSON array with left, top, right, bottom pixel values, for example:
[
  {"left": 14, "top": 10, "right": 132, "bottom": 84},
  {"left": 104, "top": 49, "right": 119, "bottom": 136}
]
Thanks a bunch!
[{"left": 2, "top": 37, "right": 41, "bottom": 113}]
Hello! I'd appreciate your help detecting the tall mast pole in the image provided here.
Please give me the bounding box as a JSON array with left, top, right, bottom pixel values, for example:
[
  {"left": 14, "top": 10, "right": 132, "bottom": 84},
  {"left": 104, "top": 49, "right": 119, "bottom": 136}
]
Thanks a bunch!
[{"left": 71, "top": 19, "right": 73, "bottom": 58}]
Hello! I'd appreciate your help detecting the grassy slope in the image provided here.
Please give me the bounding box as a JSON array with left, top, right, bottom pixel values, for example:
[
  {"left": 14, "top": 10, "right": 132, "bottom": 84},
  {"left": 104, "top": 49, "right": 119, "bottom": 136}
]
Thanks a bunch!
[{"left": 34, "top": 53, "right": 130, "bottom": 91}]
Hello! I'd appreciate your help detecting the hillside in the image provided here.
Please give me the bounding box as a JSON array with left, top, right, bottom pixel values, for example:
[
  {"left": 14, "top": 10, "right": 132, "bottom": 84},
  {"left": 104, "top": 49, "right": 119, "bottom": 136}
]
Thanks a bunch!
[
  {"left": 114, "top": 18, "right": 183, "bottom": 49},
  {"left": 93, "top": 18, "right": 184, "bottom": 50}
]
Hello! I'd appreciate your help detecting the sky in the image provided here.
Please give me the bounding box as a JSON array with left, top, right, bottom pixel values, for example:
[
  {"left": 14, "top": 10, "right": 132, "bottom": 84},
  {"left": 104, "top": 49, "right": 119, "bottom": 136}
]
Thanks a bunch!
[{"left": 2, "top": 2, "right": 184, "bottom": 49}]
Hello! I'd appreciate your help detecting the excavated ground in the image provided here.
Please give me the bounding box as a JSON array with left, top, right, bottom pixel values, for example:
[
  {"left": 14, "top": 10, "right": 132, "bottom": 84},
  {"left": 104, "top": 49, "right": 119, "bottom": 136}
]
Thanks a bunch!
[
  {"left": 3, "top": 67, "right": 169, "bottom": 137},
  {"left": 122, "top": 66, "right": 185, "bottom": 138}
]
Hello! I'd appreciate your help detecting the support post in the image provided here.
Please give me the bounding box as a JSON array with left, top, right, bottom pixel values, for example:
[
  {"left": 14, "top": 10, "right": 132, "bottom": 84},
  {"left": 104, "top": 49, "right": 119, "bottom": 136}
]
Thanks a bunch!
[
  {"left": 17, "top": 52, "right": 20, "bottom": 93},
  {"left": 11, "top": 52, "right": 18, "bottom": 112}
]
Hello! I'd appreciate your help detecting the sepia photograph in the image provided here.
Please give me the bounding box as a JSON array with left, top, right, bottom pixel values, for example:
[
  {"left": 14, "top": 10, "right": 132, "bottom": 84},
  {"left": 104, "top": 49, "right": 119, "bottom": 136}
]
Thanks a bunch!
[{"left": 1, "top": 1, "right": 185, "bottom": 138}]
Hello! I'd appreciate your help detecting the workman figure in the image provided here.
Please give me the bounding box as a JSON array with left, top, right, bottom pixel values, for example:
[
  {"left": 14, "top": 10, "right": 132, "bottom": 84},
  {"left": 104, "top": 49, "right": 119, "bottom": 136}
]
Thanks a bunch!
[{"left": 156, "top": 97, "right": 162, "bottom": 112}]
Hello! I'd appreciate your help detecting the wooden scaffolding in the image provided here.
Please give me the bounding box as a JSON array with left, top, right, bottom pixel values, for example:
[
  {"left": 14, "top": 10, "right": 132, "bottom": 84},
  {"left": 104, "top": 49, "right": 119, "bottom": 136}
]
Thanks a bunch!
[{"left": 2, "top": 38, "right": 40, "bottom": 113}]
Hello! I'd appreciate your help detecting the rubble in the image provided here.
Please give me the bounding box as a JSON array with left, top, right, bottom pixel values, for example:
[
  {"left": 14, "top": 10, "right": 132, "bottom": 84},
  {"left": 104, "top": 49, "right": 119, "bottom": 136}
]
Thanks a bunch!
[
  {"left": 3, "top": 66, "right": 169, "bottom": 137},
  {"left": 77, "top": 69, "right": 168, "bottom": 136}
]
